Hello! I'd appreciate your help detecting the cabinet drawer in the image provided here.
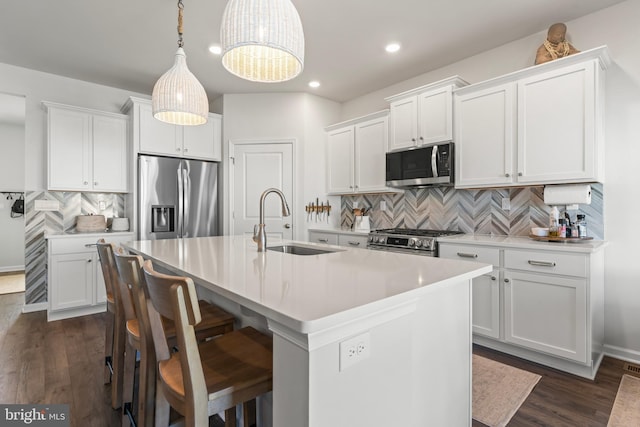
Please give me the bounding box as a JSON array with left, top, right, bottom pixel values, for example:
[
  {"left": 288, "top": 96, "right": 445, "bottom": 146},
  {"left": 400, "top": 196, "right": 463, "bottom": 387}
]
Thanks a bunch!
[
  {"left": 49, "top": 233, "right": 134, "bottom": 255},
  {"left": 338, "top": 234, "right": 369, "bottom": 248},
  {"left": 439, "top": 244, "right": 500, "bottom": 267},
  {"left": 309, "top": 232, "right": 338, "bottom": 245},
  {"left": 504, "top": 249, "right": 586, "bottom": 277}
]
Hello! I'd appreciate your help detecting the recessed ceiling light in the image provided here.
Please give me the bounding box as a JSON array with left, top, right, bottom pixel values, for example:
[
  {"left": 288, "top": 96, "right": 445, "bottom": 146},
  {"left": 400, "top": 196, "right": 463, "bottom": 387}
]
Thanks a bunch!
[
  {"left": 308, "top": 81, "right": 321, "bottom": 88},
  {"left": 385, "top": 43, "right": 401, "bottom": 53},
  {"left": 209, "top": 45, "right": 222, "bottom": 55}
]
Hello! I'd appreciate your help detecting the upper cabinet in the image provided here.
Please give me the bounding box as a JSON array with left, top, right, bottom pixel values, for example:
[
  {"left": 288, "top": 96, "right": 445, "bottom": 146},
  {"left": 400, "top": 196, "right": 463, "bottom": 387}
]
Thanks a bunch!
[
  {"left": 385, "top": 76, "right": 468, "bottom": 151},
  {"left": 44, "top": 102, "right": 128, "bottom": 193},
  {"left": 122, "top": 97, "right": 222, "bottom": 161},
  {"left": 326, "top": 110, "right": 392, "bottom": 195},
  {"left": 454, "top": 46, "right": 610, "bottom": 189}
]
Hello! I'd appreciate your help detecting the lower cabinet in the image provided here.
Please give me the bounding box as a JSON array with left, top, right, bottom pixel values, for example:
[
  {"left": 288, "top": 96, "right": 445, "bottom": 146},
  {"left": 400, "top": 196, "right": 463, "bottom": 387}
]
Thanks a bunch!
[
  {"left": 439, "top": 240, "right": 604, "bottom": 379},
  {"left": 309, "top": 230, "right": 369, "bottom": 249},
  {"left": 47, "top": 233, "right": 134, "bottom": 321}
]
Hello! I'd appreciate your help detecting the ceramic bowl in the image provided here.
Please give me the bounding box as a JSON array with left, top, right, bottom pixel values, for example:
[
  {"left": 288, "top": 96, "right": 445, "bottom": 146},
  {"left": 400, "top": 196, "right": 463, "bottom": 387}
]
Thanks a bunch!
[{"left": 531, "top": 227, "right": 549, "bottom": 237}]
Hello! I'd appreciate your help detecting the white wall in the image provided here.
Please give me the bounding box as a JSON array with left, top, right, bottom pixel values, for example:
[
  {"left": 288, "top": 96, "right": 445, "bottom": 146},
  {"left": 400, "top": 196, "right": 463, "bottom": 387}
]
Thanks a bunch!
[
  {"left": 221, "top": 93, "right": 341, "bottom": 240},
  {"left": 0, "top": 120, "right": 25, "bottom": 270},
  {"left": 341, "top": 0, "right": 640, "bottom": 361}
]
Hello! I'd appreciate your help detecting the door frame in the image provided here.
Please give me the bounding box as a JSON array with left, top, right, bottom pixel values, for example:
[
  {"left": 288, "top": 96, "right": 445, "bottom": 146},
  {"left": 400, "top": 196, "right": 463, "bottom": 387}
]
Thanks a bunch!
[{"left": 227, "top": 138, "right": 297, "bottom": 238}]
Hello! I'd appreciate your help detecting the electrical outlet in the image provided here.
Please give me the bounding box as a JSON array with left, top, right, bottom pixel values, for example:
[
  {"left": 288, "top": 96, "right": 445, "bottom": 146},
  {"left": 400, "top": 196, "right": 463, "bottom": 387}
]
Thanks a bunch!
[
  {"left": 501, "top": 198, "right": 510, "bottom": 211},
  {"left": 380, "top": 201, "right": 387, "bottom": 211},
  {"left": 353, "top": 201, "right": 359, "bottom": 208},
  {"left": 339, "top": 332, "right": 371, "bottom": 371},
  {"left": 99, "top": 201, "right": 106, "bottom": 210}
]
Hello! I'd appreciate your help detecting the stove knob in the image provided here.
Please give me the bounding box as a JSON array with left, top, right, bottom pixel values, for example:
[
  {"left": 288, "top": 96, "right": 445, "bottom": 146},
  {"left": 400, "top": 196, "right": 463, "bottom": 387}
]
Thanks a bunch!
[
  {"left": 423, "top": 239, "right": 431, "bottom": 249},
  {"left": 408, "top": 239, "right": 416, "bottom": 247},
  {"left": 415, "top": 240, "right": 422, "bottom": 247},
  {"left": 377, "top": 236, "right": 385, "bottom": 243},
  {"left": 368, "top": 236, "right": 374, "bottom": 242}
]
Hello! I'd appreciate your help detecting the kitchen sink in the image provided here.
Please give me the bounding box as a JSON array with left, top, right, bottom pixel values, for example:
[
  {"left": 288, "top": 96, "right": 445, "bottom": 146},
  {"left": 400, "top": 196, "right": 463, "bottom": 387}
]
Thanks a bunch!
[{"left": 267, "top": 244, "right": 340, "bottom": 256}]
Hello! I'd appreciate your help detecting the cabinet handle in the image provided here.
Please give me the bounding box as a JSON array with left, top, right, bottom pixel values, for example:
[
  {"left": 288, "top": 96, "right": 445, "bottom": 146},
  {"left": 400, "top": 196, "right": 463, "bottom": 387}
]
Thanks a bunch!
[
  {"left": 176, "top": 148, "right": 181, "bottom": 152},
  {"left": 518, "top": 172, "right": 523, "bottom": 177},
  {"left": 528, "top": 260, "right": 556, "bottom": 267},
  {"left": 411, "top": 138, "right": 416, "bottom": 142},
  {"left": 83, "top": 181, "right": 89, "bottom": 185},
  {"left": 87, "top": 259, "right": 92, "bottom": 263},
  {"left": 457, "top": 252, "right": 478, "bottom": 258},
  {"left": 84, "top": 243, "right": 98, "bottom": 248},
  {"left": 504, "top": 278, "right": 510, "bottom": 283},
  {"left": 490, "top": 276, "right": 497, "bottom": 281},
  {"left": 318, "top": 238, "right": 329, "bottom": 243},
  {"left": 184, "top": 148, "right": 189, "bottom": 153},
  {"left": 348, "top": 241, "right": 361, "bottom": 246},
  {"left": 419, "top": 136, "right": 424, "bottom": 141},
  {"left": 504, "top": 173, "right": 510, "bottom": 178},
  {"left": 94, "top": 182, "right": 98, "bottom": 186}
]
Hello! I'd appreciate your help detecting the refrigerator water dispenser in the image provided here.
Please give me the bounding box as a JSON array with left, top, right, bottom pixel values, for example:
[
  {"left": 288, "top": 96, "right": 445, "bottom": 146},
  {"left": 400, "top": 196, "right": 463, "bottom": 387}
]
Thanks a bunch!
[{"left": 151, "top": 205, "right": 175, "bottom": 233}]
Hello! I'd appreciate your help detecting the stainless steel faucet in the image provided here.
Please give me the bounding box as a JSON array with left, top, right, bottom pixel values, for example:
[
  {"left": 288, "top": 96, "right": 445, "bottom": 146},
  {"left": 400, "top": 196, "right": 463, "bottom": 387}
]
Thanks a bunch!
[{"left": 253, "top": 188, "right": 291, "bottom": 252}]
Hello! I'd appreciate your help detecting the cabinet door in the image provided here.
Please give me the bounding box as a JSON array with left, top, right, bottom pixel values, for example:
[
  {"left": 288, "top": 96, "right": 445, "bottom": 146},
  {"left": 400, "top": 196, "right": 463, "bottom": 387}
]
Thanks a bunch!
[
  {"left": 48, "top": 107, "right": 92, "bottom": 191},
  {"left": 503, "top": 270, "right": 587, "bottom": 363},
  {"left": 92, "top": 114, "right": 128, "bottom": 192},
  {"left": 517, "top": 61, "right": 597, "bottom": 184},
  {"left": 454, "top": 83, "right": 515, "bottom": 188},
  {"left": 50, "top": 253, "right": 94, "bottom": 311},
  {"left": 327, "top": 126, "right": 355, "bottom": 194},
  {"left": 472, "top": 270, "right": 500, "bottom": 339},
  {"left": 183, "top": 114, "right": 221, "bottom": 161},
  {"left": 418, "top": 86, "right": 453, "bottom": 144},
  {"left": 388, "top": 96, "right": 418, "bottom": 151},
  {"left": 354, "top": 116, "right": 388, "bottom": 193},
  {"left": 138, "top": 102, "right": 181, "bottom": 156}
]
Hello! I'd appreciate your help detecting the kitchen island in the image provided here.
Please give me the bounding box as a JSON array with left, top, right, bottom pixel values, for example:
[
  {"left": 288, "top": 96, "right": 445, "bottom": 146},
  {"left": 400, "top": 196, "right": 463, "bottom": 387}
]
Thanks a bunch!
[{"left": 124, "top": 235, "right": 491, "bottom": 427}]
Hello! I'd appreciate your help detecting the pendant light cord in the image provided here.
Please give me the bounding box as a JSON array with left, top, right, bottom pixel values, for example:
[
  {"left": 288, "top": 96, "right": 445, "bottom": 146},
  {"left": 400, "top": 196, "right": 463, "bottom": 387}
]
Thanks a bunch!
[{"left": 177, "top": 0, "right": 184, "bottom": 48}]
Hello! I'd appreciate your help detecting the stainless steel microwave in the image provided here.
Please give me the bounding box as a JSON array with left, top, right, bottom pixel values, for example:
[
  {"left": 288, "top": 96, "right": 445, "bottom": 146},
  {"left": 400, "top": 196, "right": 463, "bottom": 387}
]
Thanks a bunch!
[{"left": 385, "top": 142, "right": 455, "bottom": 188}]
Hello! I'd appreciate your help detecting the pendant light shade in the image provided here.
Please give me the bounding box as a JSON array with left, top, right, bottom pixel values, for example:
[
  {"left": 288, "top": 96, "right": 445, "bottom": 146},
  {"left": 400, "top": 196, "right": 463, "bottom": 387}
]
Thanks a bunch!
[
  {"left": 220, "top": 0, "right": 305, "bottom": 83},
  {"left": 152, "top": 1, "right": 208, "bottom": 126},
  {"left": 152, "top": 48, "right": 208, "bottom": 126}
]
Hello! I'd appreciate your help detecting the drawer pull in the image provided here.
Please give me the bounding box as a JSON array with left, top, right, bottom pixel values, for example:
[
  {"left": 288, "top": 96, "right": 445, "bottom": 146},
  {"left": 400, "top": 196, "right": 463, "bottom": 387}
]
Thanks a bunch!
[
  {"left": 490, "top": 276, "right": 497, "bottom": 281},
  {"left": 84, "top": 243, "right": 98, "bottom": 248},
  {"left": 318, "top": 238, "right": 329, "bottom": 243},
  {"left": 347, "top": 241, "right": 360, "bottom": 246},
  {"left": 528, "top": 260, "right": 556, "bottom": 267},
  {"left": 457, "top": 252, "right": 478, "bottom": 258},
  {"left": 504, "top": 278, "right": 510, "bottom": 283}
]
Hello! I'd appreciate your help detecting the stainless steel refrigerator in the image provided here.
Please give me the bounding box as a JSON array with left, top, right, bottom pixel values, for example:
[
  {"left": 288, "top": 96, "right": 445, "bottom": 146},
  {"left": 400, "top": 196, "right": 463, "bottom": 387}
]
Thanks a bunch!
[{"left": 138, "top": 154, "right": 219, "bottom": 240}]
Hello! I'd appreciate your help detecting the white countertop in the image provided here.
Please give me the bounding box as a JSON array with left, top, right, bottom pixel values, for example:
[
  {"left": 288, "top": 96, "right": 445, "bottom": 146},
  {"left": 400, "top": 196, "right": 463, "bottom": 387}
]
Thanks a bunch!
[
  {"left": 124, "top": 235, "right": 491, "bottom": 333},
  {"left": 46, "top": 230, "right": 134, "bottom": 239},
  {"left": 308, "top": 227, "right": 370, "bottom": 236},
  {"left": 438, "top": 233, "right": 608, "bottom": 253}
]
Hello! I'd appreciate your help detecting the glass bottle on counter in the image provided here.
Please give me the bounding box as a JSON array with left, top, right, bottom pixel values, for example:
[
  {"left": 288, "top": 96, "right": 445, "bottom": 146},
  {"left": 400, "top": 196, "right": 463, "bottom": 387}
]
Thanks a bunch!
[
  {"left": 558, "top": 218, "right": 566, "bottom": 238},
  {"left": 576, "top": 214, "right": 588, "bottom": 238},
  {"left": 549, "top": 206, "right": 560, "bottom": 237}
]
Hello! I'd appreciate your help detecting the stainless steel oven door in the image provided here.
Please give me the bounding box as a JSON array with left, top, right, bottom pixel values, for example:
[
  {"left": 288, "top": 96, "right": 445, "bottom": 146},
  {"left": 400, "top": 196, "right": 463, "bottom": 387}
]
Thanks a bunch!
[{"left": 367, "top": 245, "right": 435, "bottom": 257}]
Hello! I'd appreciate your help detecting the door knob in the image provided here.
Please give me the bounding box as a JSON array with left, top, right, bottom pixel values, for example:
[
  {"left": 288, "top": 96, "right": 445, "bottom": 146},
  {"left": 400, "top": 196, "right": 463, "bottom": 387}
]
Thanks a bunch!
[{"left": 284, "top": 223, "right": 291, "bottom": 229}]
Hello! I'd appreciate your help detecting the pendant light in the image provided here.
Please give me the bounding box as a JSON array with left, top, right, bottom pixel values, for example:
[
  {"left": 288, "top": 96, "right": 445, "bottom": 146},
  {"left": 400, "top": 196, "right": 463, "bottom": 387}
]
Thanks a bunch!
[
  {"left": 220, "top": 0, "right": 305, "bottom": 83},
  {"left": 152, "top": 0, "right": 208, "bottom": 126}
]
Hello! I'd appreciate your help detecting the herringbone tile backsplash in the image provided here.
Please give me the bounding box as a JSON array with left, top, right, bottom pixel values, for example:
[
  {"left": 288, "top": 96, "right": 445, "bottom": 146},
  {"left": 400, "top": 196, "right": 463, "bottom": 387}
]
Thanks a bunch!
[
  {"left": 341, "top": 184, "right": 604, "bottom": 239},
  {"left": 24, "top": 191, "right": 126, "bottom": 304}
]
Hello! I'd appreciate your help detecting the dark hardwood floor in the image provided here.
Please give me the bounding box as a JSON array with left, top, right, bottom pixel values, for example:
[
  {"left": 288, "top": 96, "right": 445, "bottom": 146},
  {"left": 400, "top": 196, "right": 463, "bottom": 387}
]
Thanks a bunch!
[{"left": 0, "top": 292, "right": 627, "bottom": 426}]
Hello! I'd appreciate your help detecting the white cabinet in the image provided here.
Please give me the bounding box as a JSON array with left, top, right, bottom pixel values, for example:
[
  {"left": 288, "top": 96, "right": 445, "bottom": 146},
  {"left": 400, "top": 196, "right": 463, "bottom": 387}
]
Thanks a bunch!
[
  {"left": 439, "top": 244, "right": 501, "bottom": 339},
  {"left": 454, "top": 46, "right": 609, "bottom": 188},
  {"left": 385, "top": 76, "right": 467, "bottom": 151},
  {"left": 439, "top": 238, "right": 605, "bottom": 378},
  {"left": 326, "top": 110, "right": 391, "bottom": 195},
  {"left": 45, "top": 102, "right": 128, "bottom": 192},
  {"left": 123, "top": 97, "right": 221, "bottom": 161},
  {"left": 47, "top": 233, "right": 134, "bottom": 321},
  {"left": 309, "top": 230, "right": 369, "bottom": 249}
]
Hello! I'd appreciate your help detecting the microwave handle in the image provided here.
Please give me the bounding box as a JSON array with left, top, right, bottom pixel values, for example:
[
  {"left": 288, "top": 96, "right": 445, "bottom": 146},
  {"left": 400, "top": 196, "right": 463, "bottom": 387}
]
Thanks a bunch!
[{"left": 431, "top": 145, "right": 439, "bottom": 177}]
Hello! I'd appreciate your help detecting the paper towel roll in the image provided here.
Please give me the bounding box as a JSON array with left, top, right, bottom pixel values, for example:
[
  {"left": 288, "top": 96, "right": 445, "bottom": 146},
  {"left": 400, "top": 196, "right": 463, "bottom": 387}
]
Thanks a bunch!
[{"left": 543, "top": 184, "right": 591, "bottom": 205}]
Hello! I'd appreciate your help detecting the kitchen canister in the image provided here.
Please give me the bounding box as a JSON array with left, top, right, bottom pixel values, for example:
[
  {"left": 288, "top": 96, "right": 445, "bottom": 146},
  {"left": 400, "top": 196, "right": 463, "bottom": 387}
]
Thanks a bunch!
[{"left": 111, "top": 217, "right": 130, "bottom": 232}]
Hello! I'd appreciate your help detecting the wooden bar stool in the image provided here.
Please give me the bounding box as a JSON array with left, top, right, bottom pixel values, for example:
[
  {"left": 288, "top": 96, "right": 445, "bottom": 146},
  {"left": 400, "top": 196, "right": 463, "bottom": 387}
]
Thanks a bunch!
[
  {"left": 142, "top": 260, "right": 273, "bottom": 427},
  {"left": 96, "top": 238, "right": 127, "bottom": 410},
  {"left": 111, "top": 247, "right": 236, "bottom": 427}
]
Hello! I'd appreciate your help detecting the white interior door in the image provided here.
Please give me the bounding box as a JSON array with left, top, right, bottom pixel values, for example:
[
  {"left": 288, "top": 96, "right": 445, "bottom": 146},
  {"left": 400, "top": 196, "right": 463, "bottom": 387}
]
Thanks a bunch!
[{"left": 230, "top": 141, "right": 294, "bottom": 240}]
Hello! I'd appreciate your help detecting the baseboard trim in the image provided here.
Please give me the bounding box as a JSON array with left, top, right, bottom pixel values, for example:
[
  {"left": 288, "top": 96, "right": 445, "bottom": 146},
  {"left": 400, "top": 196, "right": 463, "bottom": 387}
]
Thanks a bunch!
[
  {"left": 604, "top": 344, "right": 640, "bottom": 364},
  {"left": 0, "top": 266, "right": 25, "bottom": 274},
  {"left": 22, "top": 302, "right": 47, "bottom": 313}
]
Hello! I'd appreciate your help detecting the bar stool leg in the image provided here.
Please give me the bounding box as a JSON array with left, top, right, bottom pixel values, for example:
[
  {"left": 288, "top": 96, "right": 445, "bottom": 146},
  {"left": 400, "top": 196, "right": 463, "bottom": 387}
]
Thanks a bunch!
[
  {"left": 111, "top": 312, "right": 126, "bottom": 409},
  {"left": 121, "top": 343, "right": 137, "bottom": 427},
  {"left": 104, "top": 311, "right": 114, "bottom": 384}
]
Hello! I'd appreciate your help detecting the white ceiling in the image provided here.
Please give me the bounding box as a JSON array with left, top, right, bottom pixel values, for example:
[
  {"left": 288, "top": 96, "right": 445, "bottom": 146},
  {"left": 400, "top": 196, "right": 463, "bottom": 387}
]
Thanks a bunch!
[{"left": 0, "top": 0, "right": 626, "bottom": 104}]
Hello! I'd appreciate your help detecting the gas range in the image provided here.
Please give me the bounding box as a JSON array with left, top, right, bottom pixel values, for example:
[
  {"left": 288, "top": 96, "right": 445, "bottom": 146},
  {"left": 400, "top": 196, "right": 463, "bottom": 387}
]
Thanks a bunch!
[{"left": 367, "top": 228, "right": 464, "bottom": 256}]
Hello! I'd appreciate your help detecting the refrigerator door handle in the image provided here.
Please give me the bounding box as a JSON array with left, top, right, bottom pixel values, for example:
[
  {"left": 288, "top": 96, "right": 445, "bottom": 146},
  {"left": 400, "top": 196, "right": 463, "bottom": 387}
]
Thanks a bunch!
[
  {"left": 183, "top": 167, "right": 190, "bottom": 237},
  {"left": 177, "top": 165, "right": 184, "bottom": 237}
]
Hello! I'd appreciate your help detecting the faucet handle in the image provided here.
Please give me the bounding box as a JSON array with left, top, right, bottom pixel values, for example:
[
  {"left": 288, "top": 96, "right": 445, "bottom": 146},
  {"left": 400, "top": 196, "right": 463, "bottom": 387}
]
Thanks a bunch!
[{"left": 253, "top": 224, "right": 259, "bottom": 242}]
